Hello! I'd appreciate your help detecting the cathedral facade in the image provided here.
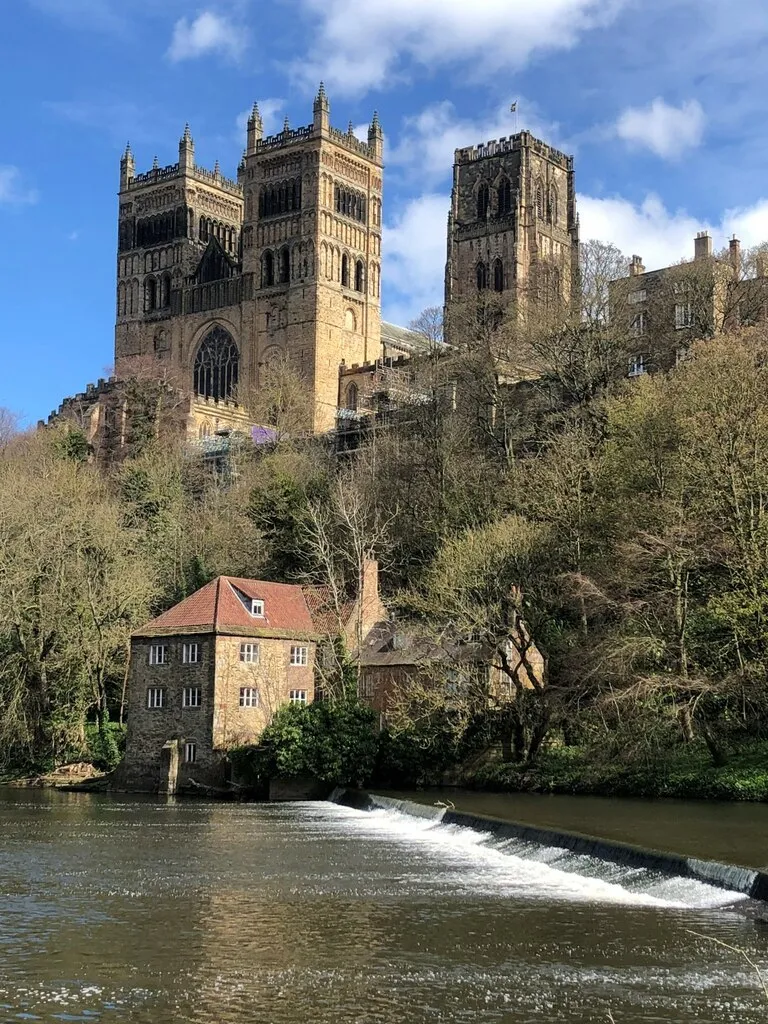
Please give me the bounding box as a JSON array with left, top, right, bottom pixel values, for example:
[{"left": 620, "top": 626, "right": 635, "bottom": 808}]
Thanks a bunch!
[
  {"left": 48, "top": 99, "right": 580, "bottom": 449},
  {"left": 115, "top": 86, "right": 384, "bottom": 435}
]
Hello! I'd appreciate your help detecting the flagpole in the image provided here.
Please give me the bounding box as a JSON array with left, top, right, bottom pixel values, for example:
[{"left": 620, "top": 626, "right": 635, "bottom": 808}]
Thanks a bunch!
[{"left": 511, "top": 101, "right": 519, "bottom": 133}]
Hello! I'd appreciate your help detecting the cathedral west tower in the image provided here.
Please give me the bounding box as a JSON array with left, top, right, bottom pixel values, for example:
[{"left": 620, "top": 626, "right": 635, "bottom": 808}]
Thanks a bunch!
[{"left": 114, "top": 87, "right": 383, "bottom": 435}]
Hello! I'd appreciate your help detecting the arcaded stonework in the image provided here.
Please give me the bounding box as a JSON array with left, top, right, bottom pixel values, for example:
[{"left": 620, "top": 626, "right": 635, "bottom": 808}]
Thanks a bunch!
[
  {"left": 445, "top": 131, "right": 579, "bottom": 331},
  {"left": 114, "top": 87, "right": 383, "bottom": 434}
]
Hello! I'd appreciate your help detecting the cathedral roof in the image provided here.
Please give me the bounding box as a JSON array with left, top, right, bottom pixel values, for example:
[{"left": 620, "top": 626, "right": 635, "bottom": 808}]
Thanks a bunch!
[{"left": 380, "top": 321, "right": 430, "bottom": 354}]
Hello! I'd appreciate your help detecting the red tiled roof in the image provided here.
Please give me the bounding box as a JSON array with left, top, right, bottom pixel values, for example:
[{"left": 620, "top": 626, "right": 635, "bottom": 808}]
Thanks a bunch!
[
  {"left": 135, "top": 577, "right": 315, "bottom": 637},
  {"left": 303, "top": 584, "right": 355, "bottom": 636}
]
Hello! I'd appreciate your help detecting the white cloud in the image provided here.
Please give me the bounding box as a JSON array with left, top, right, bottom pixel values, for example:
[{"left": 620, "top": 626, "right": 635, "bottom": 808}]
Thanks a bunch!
[
  {"left": 167, "top": 11, "right": 245, "bottom": 63},
  {"left": 389, "top": 100, "right": 559, "bottom": 185},
  {"left": 578, "top": 192, "right": 768, "bottom": 271},
  {"left": 294, "top": 0, "right": 628, "bottom": 94},
  {"left": 615, "top": 98, "right": 705, "bottom": 161},
  {"left": 235, "top": 99, "right": 284, "bottom": 144},
  {"left": 383, "top": 194, "right": 449, "bottom": 325},
  {"left": 0, "top": 166, "right": 38, "bottom": 206}
]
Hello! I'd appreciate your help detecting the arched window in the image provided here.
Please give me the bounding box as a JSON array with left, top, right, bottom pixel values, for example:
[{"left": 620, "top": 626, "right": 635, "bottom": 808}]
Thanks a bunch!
[
  {"left": 341, "top": 253, "right": 350, "bottom": 288},
  {"left": 493, "top": 259, "right": 504, "bottom": 293},
  {"left": 536, "top": 183, "right": 544, "bottom": 221},
  {"left": 345, "top": 382, "right": 359, "bottom": 411},
  {"left": 144, "top": 277, "right": 157, "bottom": 312},
  {"left": 279, "top": 247, "right": 290, "bottom": 283},
  {"left": 477, "top": 183, "right": 490, "bottom": 220},
  {"left": 355, "top": 259, "right": 364, "bottom": 292},
  {"left": 548, "top": 185, "right": 558, "bottom": 225},
  {"left": 262, "top": 251, "right": 274, "bottom": 287},
  {"left": 498, "top": 178, "right": 512, "bottom": 217},
  {"left": 193, "top": 326, "right": 239, "bottom": 401},
  {"left": 476, "top": 262, "right": 488, "bottom": 291},
  {"left": 161, "top": 273, "right": 171, "bottom": 308}
]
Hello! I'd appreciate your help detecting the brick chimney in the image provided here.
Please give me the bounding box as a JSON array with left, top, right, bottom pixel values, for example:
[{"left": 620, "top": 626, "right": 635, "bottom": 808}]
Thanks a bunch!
[
  {"left": 629, "top": 255, "right": 645, "bottom": 277},
  {"left": 359, "top": 558, "right": 385, "bottom": 644},
  {"left": 694, "top": 231, "right": 713, "bottom": 260}
]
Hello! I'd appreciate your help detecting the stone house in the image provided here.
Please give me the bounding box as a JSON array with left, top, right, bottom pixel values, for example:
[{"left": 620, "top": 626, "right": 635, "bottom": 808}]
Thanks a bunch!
[
  {"left": 119, "top": 560, "right": 387, "bottom": 793},
  {"left": 120, "top": 575, "right": 317, "bottom": 793},
  {"left": 358, "top": 622, "right": 545, "bottom": 725}
]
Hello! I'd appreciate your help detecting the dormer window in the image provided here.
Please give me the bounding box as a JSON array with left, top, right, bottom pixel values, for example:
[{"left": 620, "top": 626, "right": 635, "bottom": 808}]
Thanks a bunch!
[{"left": 250, "top": 599, "right": 264, "bottom": 617}]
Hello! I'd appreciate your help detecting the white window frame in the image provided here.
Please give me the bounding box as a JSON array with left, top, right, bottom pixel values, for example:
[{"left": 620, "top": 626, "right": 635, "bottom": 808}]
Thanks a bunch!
[
  {"left": 630, "top": 312, "right": 646, "bottom": 336},
  {"left": 628, "top": 289, "right": 647, "bottom": 304},
  {"left": 240, "top": 642, "right": 260, "bottom": 664},
  {"left": 183, "top": 741, "right": 197, "bottom": 764},
  {"left": 182, "top": 686, "right": 202, "bottom": 708},
  {"left": 149, "top": 644, "right": 167, "bottom": 666},
  {"left": 628, "top": 354, "right": 646, "bottom": 378},
  {"left": 290, "top": 645, "right": 308, "bottom": 667},
  {"left": 675, "top": 301, "right": 694, "bottom": 329},
  {"left": 239, "top": 687, "right": 260, "bottom": 708},
  {"left": 146, "top": 687, "right": 165, "bottom": 709},
  {"left": 289, "top": 689, "right": 308, "bottom": 704},
  {"left": 182, "top": 642, "right": 200, "bottom": 664},
  {"left": 250, "top": 599, "right": 264, "bottom": 617}
]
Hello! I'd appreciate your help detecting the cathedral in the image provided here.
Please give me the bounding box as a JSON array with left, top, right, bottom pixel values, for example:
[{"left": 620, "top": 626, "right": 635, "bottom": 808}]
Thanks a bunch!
[{"left": 48, "top": 89, "right": 579, "bottom": 450}]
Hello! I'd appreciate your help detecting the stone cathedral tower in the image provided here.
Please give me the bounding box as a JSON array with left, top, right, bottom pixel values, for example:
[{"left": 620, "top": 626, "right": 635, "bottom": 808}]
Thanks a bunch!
[
  {"left": 114, "top": 87, "right": 383, "bottom": 435},
  {"left": 445, "top": 130, "right": 579, "bottom": 333}
]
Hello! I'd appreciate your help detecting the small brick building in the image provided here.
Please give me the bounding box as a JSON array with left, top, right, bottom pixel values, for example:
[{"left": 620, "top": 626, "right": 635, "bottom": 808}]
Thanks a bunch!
[{"left": 120, "top": 576, "right": 318, "bottom": 793}]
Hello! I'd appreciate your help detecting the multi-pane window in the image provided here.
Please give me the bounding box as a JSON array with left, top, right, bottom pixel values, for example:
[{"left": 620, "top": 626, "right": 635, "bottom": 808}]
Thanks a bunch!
[
  {"left": 675, "top": 302, "right": 694, "bottom": 329},
  {"left": 290, "top": 646, "right": 308, "bottom": 667},
  {"left": 628, "top": 354, "right": 646, "bottom": 378},
  {"left": 146, "top": 687, "right": 166, "bottom": 709},
  {"left": 628, "top": 289, "right": 647, "bottom": 304},
  {"left": 250, "top": 599, "right": 264, "bottom": 617},
  {"left": 240, "top": 642, "right": 260, "bottom": 664},
  {"left": 239, "top": 687, "right": 260, "bottom": 708},
  {"left": 183, "top": 742, "right": 197, "bottom": 764},
  {"left": 149, "top": 644, "right": 167, "bottom": 666},
  {"left": 289, "top": 690, "right": 308, "bottom": 704},
  {"left": 183, "top": 687, "right": 201, "bottom": 708},
  {"left": 182, "top": 643, "right": 200, "bottom": 664},
  {"left": 630, "top": 312, "right": 647, "bottom": 336}
]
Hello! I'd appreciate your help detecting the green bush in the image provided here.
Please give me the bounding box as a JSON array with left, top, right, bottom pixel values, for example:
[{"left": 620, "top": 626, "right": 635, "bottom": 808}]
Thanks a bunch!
[
  {"left": 231, "top": 696, "right": 378, "bottom": 789},
  {"left": 85, "top": 722, "right": 126, "bottom": 771}
]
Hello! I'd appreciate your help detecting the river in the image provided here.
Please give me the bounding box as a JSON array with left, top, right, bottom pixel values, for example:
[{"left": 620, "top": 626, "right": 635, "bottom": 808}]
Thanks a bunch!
[{"left": 1, "top": 787, "right": 767, "bottom": 1023}]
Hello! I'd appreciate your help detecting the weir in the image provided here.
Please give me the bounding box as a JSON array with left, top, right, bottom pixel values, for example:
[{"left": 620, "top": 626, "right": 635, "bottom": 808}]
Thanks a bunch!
[{"left": 330, "top": 788, "right": 768, "bottom": 906}]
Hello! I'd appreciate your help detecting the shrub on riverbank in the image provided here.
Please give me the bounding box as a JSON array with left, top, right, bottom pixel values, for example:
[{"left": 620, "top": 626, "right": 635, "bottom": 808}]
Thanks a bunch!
[
  {"left": 230, "top": 696, "right": 378, "bottom": 790},
  {"left": 469, "top": 741, "right": 768, "bottom": 801}
]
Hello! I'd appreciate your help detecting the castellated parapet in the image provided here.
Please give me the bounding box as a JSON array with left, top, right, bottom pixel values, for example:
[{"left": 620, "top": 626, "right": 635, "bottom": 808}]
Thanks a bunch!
[
  {"left": 446, "top": 129, "right": 579, "bottom": 335},
  {"left": 113, "top": 87, "right": 385, "bottom": 436}
]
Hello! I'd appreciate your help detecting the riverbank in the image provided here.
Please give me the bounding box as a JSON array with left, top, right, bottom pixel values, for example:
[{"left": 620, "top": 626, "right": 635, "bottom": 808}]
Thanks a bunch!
[{"left": 465, "top": 741, "right": 768, "bottom": 802}]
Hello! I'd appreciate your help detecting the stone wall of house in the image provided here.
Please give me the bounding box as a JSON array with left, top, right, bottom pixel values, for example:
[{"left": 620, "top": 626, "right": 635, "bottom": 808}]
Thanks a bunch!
[
  {"left": 212, "top": 634, "right": 316, "bottom": 749},
  {"left": 119, "top": 632, "right": 218, "bottom": 792}
]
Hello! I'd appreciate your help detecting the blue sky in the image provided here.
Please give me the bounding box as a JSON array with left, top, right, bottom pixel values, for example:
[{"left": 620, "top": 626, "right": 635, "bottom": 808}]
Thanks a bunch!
[{"left": 3, "top": 0, "right": 768, "bottom": 424}]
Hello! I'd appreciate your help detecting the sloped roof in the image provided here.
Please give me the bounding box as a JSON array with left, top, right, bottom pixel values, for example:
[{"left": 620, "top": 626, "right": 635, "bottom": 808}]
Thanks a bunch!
[
  {"left": 303, "top": 584, "right": 355, "bottom": 635},
  {"left": 381, "top": 321, "right": 429, "bottom": 354},
  {"left": 134, "top": 576, "right": 315, "bottom": 638}
]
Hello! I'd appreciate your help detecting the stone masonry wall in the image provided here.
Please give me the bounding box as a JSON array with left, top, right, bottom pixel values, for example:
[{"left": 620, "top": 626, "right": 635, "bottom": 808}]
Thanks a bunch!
[{"left": 121, "top": 633, "right": 218, "bottom": 792}]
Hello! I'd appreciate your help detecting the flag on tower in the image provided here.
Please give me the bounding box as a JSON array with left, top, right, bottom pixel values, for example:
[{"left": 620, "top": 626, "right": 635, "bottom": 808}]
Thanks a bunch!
[{"left": 510, "top": 101, "right": 518, "bottom": 113}]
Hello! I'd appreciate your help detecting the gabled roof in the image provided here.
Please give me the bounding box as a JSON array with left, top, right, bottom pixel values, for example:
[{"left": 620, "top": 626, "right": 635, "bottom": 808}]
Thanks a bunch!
[
  {"left": 303, "top": 584, "right": 355, "bottom": 636},
  {"left": 133, "top": 576, "right": 316, "bottom": 639}
]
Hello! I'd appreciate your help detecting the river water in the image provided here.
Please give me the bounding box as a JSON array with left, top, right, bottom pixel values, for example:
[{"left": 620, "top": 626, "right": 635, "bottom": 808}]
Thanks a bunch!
[{"left": 1, "top": 788, "right": 767, "bottom": 1024}]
